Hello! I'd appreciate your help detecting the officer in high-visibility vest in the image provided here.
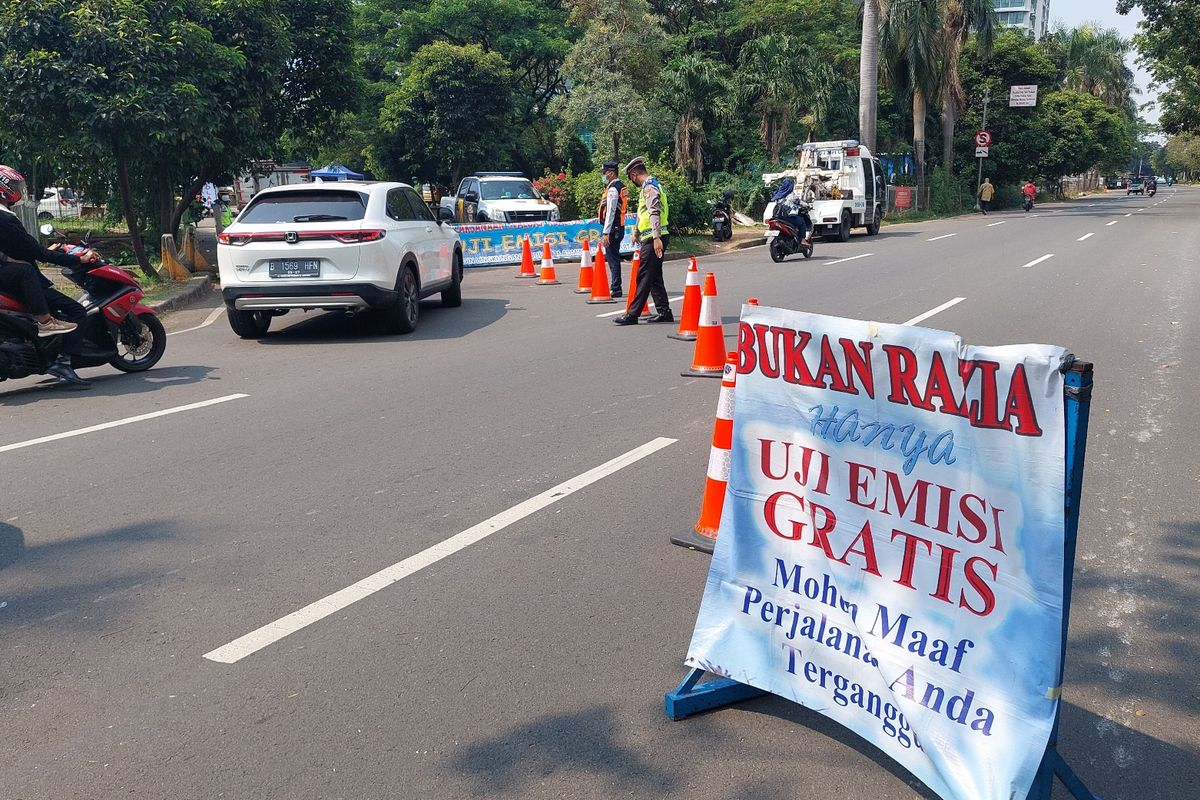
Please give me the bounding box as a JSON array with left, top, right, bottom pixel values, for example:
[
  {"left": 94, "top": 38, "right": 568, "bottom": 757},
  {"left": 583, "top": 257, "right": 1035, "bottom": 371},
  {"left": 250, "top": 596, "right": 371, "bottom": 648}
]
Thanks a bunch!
[{"left": 613, "top": 157, "right": 673, "bottom": 326}]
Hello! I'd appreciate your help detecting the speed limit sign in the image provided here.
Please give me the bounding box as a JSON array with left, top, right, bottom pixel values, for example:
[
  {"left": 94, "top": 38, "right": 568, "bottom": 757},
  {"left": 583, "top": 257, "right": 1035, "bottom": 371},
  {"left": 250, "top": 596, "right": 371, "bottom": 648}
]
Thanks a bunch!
[{"left": 975, "top": 130, "right": 993, "bottom": 147}]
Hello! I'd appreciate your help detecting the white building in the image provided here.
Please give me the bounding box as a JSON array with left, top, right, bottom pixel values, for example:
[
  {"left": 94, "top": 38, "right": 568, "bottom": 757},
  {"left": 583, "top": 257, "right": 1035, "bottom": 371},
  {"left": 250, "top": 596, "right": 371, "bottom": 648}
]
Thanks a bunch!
[{"left": 993, "top": 0, "right": 1050, "bottom": 40}]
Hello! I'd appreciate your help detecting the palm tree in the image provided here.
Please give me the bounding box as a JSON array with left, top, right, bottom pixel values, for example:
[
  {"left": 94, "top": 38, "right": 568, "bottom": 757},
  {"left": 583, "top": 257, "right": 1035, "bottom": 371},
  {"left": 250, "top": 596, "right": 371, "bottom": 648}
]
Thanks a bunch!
[
  {"left": 738, "top": 35, "right": 835, "bottom": 163},
  {"left": 858, "top": 0, "right": 883, "bottom": 152},
  {"left": 939, "top": 0, "right": 996, "bottom": 170},
  {"left": 1051, "top": 23, "right": 1136, "bottom": 107},
  {"left": 662, "top": 54, "right": 726, "bottom": 182},
  {"left": 737, "top": 35, "right": 798, "bottom": 163},
  {"left": 882, "top": 0, "right": 942, "bottom": 204}
]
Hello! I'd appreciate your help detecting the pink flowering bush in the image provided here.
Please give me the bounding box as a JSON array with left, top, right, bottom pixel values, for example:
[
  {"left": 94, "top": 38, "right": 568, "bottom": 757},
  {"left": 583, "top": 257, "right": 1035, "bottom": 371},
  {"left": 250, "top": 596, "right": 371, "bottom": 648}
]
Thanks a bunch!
[{"left": 532, "top": 170, "right": 580, "bottom": 221}]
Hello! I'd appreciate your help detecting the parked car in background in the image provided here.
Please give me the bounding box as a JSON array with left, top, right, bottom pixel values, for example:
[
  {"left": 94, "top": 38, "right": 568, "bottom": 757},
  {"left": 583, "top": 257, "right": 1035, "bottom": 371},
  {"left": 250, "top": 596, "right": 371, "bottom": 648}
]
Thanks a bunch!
[
  {"left": 217, "top": 182, "right": 464, "bottom": 338},
  {"left": 37, "top": 187, "right": 81, "bottom": 221},
  {"left": 440, "top": 173, "right": 560, "bottom": 224}
]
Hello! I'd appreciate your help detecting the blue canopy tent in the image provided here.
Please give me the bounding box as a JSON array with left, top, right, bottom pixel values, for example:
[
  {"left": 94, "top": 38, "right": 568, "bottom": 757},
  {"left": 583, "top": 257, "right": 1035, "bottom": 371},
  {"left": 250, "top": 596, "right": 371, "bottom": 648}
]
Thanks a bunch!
[{"left": 310, "top": 163, "right": 365, "bottom": 181}]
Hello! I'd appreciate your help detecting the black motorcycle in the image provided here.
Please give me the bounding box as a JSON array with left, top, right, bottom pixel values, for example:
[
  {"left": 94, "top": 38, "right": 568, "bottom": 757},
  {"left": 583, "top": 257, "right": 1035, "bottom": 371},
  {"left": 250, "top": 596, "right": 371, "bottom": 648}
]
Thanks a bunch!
[
  {"left": 766, "top": 203, "right": 814, "bottom": 262},
  {"left": 711, "top": 190, "right": 734, "bottom": 242}
]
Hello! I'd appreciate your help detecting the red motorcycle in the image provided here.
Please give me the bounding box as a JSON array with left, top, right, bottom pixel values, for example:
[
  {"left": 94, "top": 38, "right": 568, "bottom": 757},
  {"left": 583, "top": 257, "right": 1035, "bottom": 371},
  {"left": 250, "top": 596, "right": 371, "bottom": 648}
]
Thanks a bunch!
[{"left": 0, "top": 229, "right": 165, "bottom": 383}]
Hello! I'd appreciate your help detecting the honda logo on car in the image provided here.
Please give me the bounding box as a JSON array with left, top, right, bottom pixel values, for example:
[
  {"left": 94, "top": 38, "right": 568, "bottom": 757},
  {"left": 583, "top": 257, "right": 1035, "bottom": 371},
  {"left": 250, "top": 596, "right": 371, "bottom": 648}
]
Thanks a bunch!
[{"left": 285, "top": 231, "right": 299, "bottom": 244}]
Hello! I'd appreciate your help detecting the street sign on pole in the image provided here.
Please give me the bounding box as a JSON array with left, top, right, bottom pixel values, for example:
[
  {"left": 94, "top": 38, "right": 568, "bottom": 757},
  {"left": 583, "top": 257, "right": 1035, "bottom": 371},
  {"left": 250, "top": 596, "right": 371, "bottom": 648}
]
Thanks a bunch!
[
  {"left": 975, "top": 146, "right": 990, "bottom": 158},
  {"left": 1009, "top": 85, "right": 1039, "bottom": 107},
  {"left": 974, "top": 131, "right": 992, "bottom": 147}
]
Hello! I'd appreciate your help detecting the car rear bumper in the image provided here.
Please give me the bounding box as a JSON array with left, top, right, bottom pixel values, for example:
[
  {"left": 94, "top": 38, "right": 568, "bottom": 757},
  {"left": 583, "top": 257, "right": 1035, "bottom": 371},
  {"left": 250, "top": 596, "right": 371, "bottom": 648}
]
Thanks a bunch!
[{"left": 222, "top": 283, "right": 398, "bottom": 311}]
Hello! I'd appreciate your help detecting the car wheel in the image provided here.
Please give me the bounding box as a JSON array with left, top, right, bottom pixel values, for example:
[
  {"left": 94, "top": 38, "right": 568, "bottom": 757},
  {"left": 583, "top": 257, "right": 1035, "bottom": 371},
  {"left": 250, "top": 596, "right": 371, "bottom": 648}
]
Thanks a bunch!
[
  {"left": 227, "top": 307, "right": 271, "bottom": 339},
  {"left": 442, "top": 252, "right": 463, "bottom": 308},
  {"left": 37, "top": 211, "right": 52, "bottom": 222},
  {"left": 866, "top": 206, "right": 881, "bottom": 236},
  {"left": 837, "top": 211, "right": 851, "bottom": 242},
  {"left": 769, "top": 239, "right": 786, "bottom": 263},
  {"left": 385, "top": 266, "right": 419, "bottom": 334}
]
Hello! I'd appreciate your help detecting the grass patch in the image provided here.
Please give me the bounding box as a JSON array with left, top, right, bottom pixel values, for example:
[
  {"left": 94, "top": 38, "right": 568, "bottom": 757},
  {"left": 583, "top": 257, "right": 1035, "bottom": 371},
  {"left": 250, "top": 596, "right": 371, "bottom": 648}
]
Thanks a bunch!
[{"left": 667, "top": 234, "right": 713, "bottom": 256}]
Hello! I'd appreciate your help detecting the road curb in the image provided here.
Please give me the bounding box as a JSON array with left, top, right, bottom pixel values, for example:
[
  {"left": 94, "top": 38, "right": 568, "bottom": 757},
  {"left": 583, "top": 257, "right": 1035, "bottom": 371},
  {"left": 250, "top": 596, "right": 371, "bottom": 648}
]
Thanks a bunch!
[{"left": 146, "top": 275, "right": 213, "bottom": 314}]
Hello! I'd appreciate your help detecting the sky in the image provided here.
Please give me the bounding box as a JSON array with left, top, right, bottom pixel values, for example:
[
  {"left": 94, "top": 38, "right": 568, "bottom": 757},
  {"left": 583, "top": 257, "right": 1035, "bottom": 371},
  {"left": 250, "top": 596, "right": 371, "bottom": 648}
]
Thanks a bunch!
[{"left": 1049, "top": 0, "right": 1158, "bottom": 125}]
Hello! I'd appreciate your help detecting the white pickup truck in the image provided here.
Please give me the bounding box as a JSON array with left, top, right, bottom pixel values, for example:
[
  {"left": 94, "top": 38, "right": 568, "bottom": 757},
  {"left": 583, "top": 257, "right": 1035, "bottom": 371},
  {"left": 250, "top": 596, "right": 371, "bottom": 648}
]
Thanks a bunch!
[
  {"left": 441, "top": 172, "right": 560, "bottom": 224},
  {"left": 763, "top": 140, "right": 888, "bottom": 242}
]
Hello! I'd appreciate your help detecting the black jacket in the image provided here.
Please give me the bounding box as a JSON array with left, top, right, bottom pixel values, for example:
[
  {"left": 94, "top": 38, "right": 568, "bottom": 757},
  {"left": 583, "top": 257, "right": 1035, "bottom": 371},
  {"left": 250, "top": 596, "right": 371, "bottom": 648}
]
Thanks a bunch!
[{"left": 0, "top": 207, "right": 82, "bottom": 268}]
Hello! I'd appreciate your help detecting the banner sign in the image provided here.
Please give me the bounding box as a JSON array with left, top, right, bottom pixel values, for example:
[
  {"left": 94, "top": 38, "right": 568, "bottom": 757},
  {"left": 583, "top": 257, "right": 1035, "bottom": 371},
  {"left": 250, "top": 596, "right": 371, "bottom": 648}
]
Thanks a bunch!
[
  {"left": 894, "top": 186, "right": 913, "bottom": 209},
  {"left": 686, "top": 306, "right": 1067, "bottom": 800},
  {"left": 452, "top": 215, "right": 636, "bottom": 267},
  {"left": 1009, "top": 85, "right": 1039, "bottom": 107}
]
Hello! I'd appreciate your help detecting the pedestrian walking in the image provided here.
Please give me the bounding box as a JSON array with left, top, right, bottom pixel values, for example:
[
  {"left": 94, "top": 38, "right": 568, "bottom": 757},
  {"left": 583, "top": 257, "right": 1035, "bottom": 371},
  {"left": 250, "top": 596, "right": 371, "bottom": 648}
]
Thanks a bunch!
[
  {"left": 614, "top": 157, "right": 673, "bottom": 326},
  {"left": 599, "top": 160, "right": 629, "bottom": 297},
  {"left": 978, "top": 177, "right": 995, "bottom": 215}
]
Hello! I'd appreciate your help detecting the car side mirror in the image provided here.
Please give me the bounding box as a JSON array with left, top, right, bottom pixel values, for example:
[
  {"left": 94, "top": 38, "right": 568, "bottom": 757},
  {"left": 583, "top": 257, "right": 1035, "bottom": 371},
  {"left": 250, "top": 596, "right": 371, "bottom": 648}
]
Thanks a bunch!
[
  {"left": 437, "top": 206, "right": 455, "bottom": 223},
  {"left": 39, "top": 223, "right": 55, "bottom": 237},
  {"left": 464, "top": 192, "right": 479, "bottom": 204}
]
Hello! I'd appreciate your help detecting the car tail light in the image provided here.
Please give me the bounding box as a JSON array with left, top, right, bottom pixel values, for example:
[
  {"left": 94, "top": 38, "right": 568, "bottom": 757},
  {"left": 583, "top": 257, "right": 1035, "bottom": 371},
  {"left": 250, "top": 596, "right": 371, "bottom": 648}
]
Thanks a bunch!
[
  {"left": 218, "top": 232, "right": 286, "bottom": 246},
  {"left": 329, "top": 229, "right": 385, "bottom": 244}
]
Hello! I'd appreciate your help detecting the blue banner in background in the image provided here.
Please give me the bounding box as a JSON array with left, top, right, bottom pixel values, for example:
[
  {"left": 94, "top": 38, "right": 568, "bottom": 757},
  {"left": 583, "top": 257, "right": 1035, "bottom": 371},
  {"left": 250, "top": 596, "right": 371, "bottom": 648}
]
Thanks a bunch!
[{"left": 452, "top": 215, "right": 636, "bottom": 267}]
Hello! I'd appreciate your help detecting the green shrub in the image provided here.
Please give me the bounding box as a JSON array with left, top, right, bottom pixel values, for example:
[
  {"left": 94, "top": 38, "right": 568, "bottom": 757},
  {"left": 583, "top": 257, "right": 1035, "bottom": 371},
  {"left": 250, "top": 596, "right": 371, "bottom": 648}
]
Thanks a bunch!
[
  {"left": 572, "top": 162, "right": 704, "bottom": 233},
  {"left": 532, "top": 170, "right": 581, "bottom": 221},
  {"left": 928, "top": 166, "right": 973, "bottom": 214}
]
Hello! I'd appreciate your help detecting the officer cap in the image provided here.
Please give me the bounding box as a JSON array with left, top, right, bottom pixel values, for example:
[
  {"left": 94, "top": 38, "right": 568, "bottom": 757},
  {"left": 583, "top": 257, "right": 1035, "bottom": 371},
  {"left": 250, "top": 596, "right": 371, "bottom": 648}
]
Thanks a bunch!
[{"left": 624, "top": 156, "right": 648, "bottom": 175}]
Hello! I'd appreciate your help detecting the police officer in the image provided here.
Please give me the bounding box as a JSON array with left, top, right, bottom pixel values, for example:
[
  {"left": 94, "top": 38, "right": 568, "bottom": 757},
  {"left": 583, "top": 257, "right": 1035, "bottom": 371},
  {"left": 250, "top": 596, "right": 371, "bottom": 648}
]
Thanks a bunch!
[
  {"left": 599, "top": 161, "right": 628, "bottom": 297},
  {"left": 613, "top": 157, "right": 673, "bottom": 326}
]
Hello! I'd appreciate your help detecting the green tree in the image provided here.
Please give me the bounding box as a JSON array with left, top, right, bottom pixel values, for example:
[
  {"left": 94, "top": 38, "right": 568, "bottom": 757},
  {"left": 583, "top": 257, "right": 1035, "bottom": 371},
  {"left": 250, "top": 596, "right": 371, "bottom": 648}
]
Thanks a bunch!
[
  {"left": 661, "top": 53, "right": 726, "bottom": 181},
  {"left": 859, "top": 0, "right": 883, "bottom": 151},
  {"left": 372, "top": 42, "right": 513, "bottom": 184},
  {"left": 882, "top": 0, "right": 944, "bottom": 201},
  {"left": 554, "top": 0, "right": 666, "bottom": 163},
  {"left": 737, "top": 34, "right": 834, "bottom": 163},
  {"left": 938, "top": 0, "right": 996, "bottom": 170},
  {"left": 1117, "top": 0, "right": 1200, "bottom": 134},
  {"left": 0, "top": 0, "right": 357, "bottom": 273}
]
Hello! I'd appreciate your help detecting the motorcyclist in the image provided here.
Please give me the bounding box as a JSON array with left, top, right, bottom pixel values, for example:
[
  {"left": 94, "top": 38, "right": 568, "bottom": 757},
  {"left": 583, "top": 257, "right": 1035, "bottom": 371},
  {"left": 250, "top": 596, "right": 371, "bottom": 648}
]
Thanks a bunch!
[
  {"left": 1022, "top": 180, "right": 1037, "bottom": 208},
  {"left": 0, "top": 165, "right": 98, "bottom": 386},
  {"left": 772, "top": 178, "right": 813, "bottom": 246}
]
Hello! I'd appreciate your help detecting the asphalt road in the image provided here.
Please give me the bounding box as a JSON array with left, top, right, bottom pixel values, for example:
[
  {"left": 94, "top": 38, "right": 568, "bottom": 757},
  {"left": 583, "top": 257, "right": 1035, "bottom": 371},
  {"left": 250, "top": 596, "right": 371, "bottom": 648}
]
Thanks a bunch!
[{"left": 2, "top": 187, "right": 1197, "bottom": 800}]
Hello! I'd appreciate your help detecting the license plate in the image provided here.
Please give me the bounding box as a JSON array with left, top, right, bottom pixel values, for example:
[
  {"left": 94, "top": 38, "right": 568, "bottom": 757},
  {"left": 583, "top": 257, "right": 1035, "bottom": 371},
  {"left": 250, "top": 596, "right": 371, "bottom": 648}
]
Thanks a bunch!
[
  {"left": 269, "top": 259, "right": 320, "bottom": 278},
  {"left": 764, "top": 230, "right": 779, "bottom": 238}
]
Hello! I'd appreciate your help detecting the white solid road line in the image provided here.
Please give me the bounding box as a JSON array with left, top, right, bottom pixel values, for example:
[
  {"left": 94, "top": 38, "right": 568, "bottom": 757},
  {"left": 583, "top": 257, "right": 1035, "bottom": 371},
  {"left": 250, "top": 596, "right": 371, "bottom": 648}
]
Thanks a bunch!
[
  {"left": 168, "top": 306, "right": 225, "bottom": 336},
  {"left": 1124, "top": 213, "right": 1133, "bottom": 217},
  {"left": 927, "top": 233, "right": 957, "bottom": 242},
  {"left": 986, "top": 220, "right": 1007, "bottom": 227},
  {"left": 594, "top": 295, "right": 683, "bottom": 318},
  {"left": 203, "top": 436, "right": 678, "bottom": 664},
  {"left": 825, "top": 252, "right": 875, "bottom": 266},
  {"left": 1106, "top": 220, "right": 1119, "bottom": 226},
  {"left": 0, "top": 394, "right": 249, "bottom": 455},
  {"left": 1077, "top": 233, "right": 1095, "bottom": 241},
  {"left": 1021, "top": 254, "right": 1055, "bottom": 269},
  {"left": 903, "top": 297, "right": 965, "bottom": 327}
]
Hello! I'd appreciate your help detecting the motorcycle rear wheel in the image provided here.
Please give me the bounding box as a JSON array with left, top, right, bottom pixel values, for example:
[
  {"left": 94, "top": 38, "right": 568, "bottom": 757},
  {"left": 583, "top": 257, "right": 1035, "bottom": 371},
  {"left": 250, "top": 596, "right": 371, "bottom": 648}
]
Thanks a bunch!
[{"left": 109, "top": 312, "right": 166, "bottom": 372}]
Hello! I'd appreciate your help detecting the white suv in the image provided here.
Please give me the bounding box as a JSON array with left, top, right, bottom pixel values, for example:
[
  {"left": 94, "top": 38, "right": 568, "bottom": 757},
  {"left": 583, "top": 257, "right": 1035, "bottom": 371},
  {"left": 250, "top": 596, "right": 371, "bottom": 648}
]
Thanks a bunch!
[{"left": 218, "top": 182, "right": 463, "bottom": 338}]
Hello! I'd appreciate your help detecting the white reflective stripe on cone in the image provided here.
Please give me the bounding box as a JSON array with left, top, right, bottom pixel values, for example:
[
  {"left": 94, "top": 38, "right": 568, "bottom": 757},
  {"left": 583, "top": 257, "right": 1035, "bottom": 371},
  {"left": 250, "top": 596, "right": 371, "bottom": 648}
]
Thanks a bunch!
[
  {"left": 698, "top": 294, "right": 720, "bottom": 326},
  {"left": 716, "top": 384, "right": 735, "bottom": 421},
  {"left": 707, "top": 446, "right": 732, "bottom": 482},
  {"left": 684, "top": 268, "right": 700, "bottom": 286}
]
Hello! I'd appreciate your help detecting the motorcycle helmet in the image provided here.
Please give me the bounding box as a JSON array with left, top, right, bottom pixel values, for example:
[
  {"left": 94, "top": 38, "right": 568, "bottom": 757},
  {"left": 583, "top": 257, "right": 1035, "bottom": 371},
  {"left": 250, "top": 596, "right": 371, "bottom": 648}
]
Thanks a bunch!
[{"left": 0, "top": 165, "right": 26, "bottom": 206}]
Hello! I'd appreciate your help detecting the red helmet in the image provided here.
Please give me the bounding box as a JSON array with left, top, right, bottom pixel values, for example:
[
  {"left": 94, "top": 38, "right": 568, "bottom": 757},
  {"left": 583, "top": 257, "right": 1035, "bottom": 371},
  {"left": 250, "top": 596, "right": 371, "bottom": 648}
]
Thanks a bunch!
[{"left": 0, "top": 165, "right": 26, "bottom": 206}]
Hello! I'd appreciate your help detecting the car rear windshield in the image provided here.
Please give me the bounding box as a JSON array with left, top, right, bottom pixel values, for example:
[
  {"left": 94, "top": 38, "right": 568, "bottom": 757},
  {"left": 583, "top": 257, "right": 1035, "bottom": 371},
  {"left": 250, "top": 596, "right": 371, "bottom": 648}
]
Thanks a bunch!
[
  {"left": 480, "top": 180, "right": 538, "bottom": 201},
  {"left": 239, "top": 190, "right": 367, "bottom": 224}
]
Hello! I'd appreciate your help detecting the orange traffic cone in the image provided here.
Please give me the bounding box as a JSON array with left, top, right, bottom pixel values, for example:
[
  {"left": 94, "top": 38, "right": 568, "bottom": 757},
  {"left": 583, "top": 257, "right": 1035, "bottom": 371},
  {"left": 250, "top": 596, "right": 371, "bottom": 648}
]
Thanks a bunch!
[
  {"left": 536, "top": 240, "right": 560, "bottom": 285},
  {"left": 682, "top": 272, "right": 725, "bottom": 378},
  {"left": 517, "top": 236, "right": 536, "bottom": 278},
  {"left": 575, "top": 238, "right": 594, "bottom": 293},
  {"left": 672, "top": 352, "right": 738, "bottom": 554},
  {"left": 669, "top": 257, "right": 702, "bottom": 341},
  {"left": 626, "top": 250, "right": 653, "bottom": 317},
  {"left": 586, "top": 241, "right": 618, "bottom": 304}
]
